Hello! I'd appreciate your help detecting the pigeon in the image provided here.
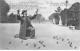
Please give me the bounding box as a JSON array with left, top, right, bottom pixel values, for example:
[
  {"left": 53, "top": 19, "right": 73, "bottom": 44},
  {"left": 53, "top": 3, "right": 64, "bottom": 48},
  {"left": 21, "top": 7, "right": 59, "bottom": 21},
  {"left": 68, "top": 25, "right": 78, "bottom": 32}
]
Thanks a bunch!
[
  {"left": 41, "top": 41, "right": 44, "bottom": 44},
  {"left": 55, "top": 36, "right": 58, "bottom": 37},
  {"left": 21, "top": 40, "right": 23, "bottom": 43},
  {"left": 62, "top": 38, "right": 64, "bottom": 41},
  {"left": 67, "top": 39, "right": 69, "bottom": 41},
  {"left": 42, "top": 45, "right": 46, "bottom": 47},
  {"left": 56, "top": 38, "right": 59, "bottom": 40},
  {"left": 68, "top": 41, "right": 71, "bottom": 44},
  {"left": 53, "top": 36, "right": 56, "bottom": 39},
  {"left": 25, "top": 43, "right": 28, "bottom": 46},
  {"left": 69, "top": 42, "right": 72, "bottom": 47},
  {"left": 33, "top": 43, "right": 36, "bottom": 47},
  {"left": 39, "top": 41, "right": 44, "bottom": 44},
  {"left": 37, "top": 47, "right": 41, "bottom": 49},
  {"left": 9, "top": 41, "right": 11, "bottom": 44},
  {"left": 57, "top": 42, "right": 59, "bottom": 44},
  {"left": 74, "top": 46, "right": 77, "bottom": 49},
  {"left": 55, "top": 36, "right": 58, "bottom": 39},
  {"left": 69, "top": 42, "right": 72, "bottom": 45},
  {"left": 70, "top": 44, "right": 72, "bottom": 47},
  {"left": 59, "top": 37, "right": 61, "bottom": 39}
]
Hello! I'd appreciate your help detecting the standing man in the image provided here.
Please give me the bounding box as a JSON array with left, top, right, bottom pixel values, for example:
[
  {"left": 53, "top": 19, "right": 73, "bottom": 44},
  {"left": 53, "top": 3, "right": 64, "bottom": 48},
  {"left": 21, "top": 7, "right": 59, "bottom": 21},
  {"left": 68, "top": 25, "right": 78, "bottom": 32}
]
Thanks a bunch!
[{"left": 17, "top": 9, "right": 38, "bottom": 40}]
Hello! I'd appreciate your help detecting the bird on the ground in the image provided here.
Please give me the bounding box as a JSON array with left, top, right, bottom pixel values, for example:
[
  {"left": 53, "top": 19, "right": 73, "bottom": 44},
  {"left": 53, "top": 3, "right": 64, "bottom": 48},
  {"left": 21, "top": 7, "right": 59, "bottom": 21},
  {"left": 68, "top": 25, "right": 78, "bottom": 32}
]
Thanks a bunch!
[
  {"left": 55, "top": 36, "right": 58, "bottom": 37},
  {"left": 42, "top": 45, "right": 46, "bottom": 47},
  {"left": 69, "top": 42, "right": 72, "bottom": 47},
  {"left": 62, "top": 38, "right": 64, "bottom": 41},
  {"left": 68, "top": 41, "right": 71, "bottom": 44},
  {"left": 33, "top": 43, "right": 36, "bottom": 47},
  {"left": 9, "top": 41, "right": 11, "bottom": 44},
  {"left": 37, "top": 47, "right": 41, "bottom": 49},
  {"left": 67, "top": 39, "right": 69, "bottom": 41},
  {"left": 57, "top": 42, "right": 59, "bottom": 44},
  {"left": 39, "top": 41, "right": 44, "bottom": 44},
  {"left": 74, "top": 46, "right": 77, "bottom": 49},
  {"left": 55, "top": 36, "right": 58, "bottom": 38},
  {"left": 70, "top": 42, "right": 72, "bottom": 45},
  {"left": 21, "top": 40, "right": 23, "bottom": 43},
  {"left": 25, "top": 43, "right": 28, "bottom": 46},
  {"left": 53, "top": 36, "right": 55, "bottom": 39},
  {"left": 59, "top": 37, "right": 61, "bottom": 39},
  {"left": 69, "top": 44, "right": 72, "bottom": 47},
  {"left": 56, "top": 38, "right": 59, "bottom": 40}
]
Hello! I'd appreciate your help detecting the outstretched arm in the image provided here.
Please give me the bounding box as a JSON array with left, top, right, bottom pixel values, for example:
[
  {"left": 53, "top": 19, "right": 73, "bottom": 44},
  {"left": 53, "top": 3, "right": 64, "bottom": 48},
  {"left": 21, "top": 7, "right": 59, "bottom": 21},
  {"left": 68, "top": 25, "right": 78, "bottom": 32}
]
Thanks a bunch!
[
  {"left": 29, "top": 9, "right": 39, "bottom": 20},
  {"left": 17, "top": 10, "right": 22, "bottom": 20},
  {"left": 17, "top": 15, "right": 22, "bottom": 20},
  {"left": 29, "top": 14, "right": 37, "bottom": 20}
]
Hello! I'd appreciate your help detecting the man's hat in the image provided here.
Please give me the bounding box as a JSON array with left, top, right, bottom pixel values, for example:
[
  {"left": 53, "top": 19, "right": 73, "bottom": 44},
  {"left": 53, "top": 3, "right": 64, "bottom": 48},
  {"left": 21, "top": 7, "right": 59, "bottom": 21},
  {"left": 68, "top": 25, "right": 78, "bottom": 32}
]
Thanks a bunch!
[{"left": 22, "top": 10, "right": 27, "bottom": 15}]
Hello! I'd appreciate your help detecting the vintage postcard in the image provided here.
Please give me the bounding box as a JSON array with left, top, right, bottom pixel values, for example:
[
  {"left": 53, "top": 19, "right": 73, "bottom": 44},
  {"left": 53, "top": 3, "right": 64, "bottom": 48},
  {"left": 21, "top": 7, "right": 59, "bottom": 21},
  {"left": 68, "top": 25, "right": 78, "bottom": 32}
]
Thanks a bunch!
[{"left": 0, "top": 0, "right": 80, "bottom": 50}]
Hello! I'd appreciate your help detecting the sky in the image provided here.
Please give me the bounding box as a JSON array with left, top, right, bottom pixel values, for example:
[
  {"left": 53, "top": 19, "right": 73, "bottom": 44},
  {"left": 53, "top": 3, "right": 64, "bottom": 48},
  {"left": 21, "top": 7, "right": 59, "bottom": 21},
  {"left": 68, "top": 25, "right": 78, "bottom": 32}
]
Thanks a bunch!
[
  {"left": 5, "top": 0, "right": 80, "bottom": 4},
  {"left": 5, "top": 0, "right": 80, "bottom": 19}
]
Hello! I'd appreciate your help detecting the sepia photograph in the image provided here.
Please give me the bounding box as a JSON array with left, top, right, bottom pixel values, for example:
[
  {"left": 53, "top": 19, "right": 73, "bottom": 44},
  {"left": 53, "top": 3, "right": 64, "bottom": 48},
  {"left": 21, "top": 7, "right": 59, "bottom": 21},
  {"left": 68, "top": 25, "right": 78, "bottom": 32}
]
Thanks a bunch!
[{"left": 0, "top": 0, "right": 80, "bottom": 50}]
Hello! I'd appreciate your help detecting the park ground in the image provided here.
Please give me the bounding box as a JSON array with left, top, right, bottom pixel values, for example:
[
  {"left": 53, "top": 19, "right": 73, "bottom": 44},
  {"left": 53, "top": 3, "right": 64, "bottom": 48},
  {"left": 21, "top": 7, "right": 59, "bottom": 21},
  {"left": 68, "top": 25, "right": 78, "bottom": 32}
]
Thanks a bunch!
[{"left": 0, "top": 22, "right": 80, "bottom": 50}]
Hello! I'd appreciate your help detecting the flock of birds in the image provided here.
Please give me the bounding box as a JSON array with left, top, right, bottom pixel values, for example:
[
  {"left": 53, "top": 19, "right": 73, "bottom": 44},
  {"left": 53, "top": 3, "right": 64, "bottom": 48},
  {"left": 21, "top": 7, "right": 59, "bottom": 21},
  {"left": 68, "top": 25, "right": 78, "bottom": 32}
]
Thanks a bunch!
[
  {"left": 8, "top": 39, "right": 46, "bottom": 49},
  {"left": 52, "top": 36, "right": 77, "bottom": 49},
  {"left": 8, "top": 35, "right": 78, "bottom": 50}
]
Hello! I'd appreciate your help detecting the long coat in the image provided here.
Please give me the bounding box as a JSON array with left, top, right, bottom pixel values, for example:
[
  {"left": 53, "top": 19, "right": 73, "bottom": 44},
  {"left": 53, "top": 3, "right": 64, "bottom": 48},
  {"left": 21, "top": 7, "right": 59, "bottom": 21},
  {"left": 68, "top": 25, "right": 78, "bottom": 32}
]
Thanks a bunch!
[{"left": 17, "top": 14, "right": 37, "bottom": 39}]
